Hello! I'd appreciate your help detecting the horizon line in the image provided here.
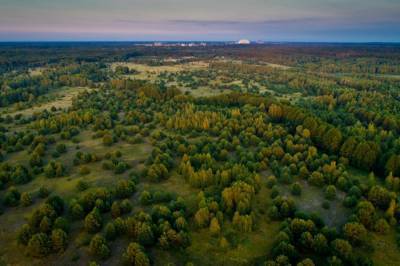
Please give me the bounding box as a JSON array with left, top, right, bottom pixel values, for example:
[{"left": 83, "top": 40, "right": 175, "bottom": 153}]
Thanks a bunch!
[{"left": 1, "top": 40, "right": 400, "bottom": 44}]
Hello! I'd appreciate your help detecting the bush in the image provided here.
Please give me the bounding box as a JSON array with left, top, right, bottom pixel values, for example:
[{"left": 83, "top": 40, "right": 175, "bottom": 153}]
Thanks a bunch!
[
  {"left": 3, "top": 186, "right": 20, "bottom": 206},
  {"left": 374, "top": 218, "right": 390, "bottom": 234},
  {"left": 11, "top": 165, "right": 31, "bottom": 184},
  {"left": 115, "top": 180, "right": 135, "bottom": 198},
  {"left": 140, "top": 191, "right": 152, "bottom": 205},
  {"left": 17, "top": 224, "right": 33, "bottom": 245},
  {"left": 89, "top": 234, "right": 110, "bottom": 259},
  {"left": 27, "top": 233, "right": 51, "bottom": 258},
  {"left": 343, "top": 196, "right": 357, "bottom": 208},
  {"left": 44, "top": 161, "right": 64, "bottom": 178},
  {"left": 56, "top": 143, "right": 67, "bottom": 154},
  {"left": 104, "top": 222, "right": 117, "bottom": 241},
  {"left": 79, "top": 166, "right": 91, "bottom": 176},
  {"left": 21, "top": 192, "right": 33, "bottom": 207},
  {"left": 331, "top": 239, "right": 353, "bottom": 261},
  {"left": 324, "top": 185, "right": 336, "bottom": 200},
  {"left": 54, "top": 217, "right": 70, "bottom": 233},
  {"left": 290, "top": 182, "right": 302, "bottom": 196},
  {"left": 270, "top": 186, "right": 280, "bottom": 199},
  {"left": 343, "top": 222, "right": 367, "bottom": 246},
  {"left": 115, "top": 162, "right": 129, "bottom": 174},
  {"left": 76, "top": 180, "right": 89, "bottom": 191},
  {"left": 368, "top": 186, "right": 391, "bottom": 210},
  {"left": 309, "top": 172, "right": 324, "bottom": 187},
  {"left": 122, "top": 242, "right": 149, "bottom": 266},
  {"left": 120, "top": 199, "right": 132, "bottom": 214},
  {"left": 39, "top": 186, "right": 50, "bottom": 198},
  {"left": 111, "top": 202, "right": 122, "bottom": 218},
  {"left": 70, "top": 203, "right": 84, "bottom": 220},
  {"left": 266, "top": 176, "right": 277, "bottom": 188},
  {"left": 51, "top": 229, "right": 68, "bottom": 252},
  {"left": 102, "top": 134, "right": 113, "bottom": 146},
  {"left": 85, "top": 208, "right": 103, "bottom": 233}
]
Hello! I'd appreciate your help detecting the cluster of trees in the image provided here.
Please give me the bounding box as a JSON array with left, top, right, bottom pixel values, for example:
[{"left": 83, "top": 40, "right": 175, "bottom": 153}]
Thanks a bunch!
[
  {"left": 17, "top": 196, "right": 68, "bottom": 257},
  {"left": 266, "top": 217, "right": 373, "bottom": 266}
]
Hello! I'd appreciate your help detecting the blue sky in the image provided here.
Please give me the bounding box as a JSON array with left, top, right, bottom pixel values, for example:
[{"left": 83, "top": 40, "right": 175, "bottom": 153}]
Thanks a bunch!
[{"left": 0, "top": 0, "right": 399, "bottom": 42}]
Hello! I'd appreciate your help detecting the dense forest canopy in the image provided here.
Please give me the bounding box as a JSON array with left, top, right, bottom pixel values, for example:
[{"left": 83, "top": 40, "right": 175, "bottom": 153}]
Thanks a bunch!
[{"left": 0, "top": 43, "right": 400, "bottom": 265}]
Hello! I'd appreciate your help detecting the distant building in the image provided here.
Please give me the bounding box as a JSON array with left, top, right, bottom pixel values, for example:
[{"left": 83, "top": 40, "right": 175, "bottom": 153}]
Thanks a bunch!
[{"left": 237, "top": 39, "right": 251, "bottom": 45}]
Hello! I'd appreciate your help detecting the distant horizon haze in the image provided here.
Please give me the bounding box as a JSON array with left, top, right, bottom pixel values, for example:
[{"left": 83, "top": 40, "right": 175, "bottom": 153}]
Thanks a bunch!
[{"left": 0, "top": 0, "right": 399, "bottom": 42}]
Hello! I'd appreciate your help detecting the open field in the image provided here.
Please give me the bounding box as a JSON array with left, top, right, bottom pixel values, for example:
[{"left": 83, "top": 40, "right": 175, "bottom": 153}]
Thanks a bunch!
[
  {"left": 1, "top": 86, "right": 91, "bottom": 117},
  {"left": 111, "top": 61, "right": 208, "bottom": 80}
]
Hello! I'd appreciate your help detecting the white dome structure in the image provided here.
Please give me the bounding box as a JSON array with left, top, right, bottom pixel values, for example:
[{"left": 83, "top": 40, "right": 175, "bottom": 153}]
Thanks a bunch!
[{"left": 237, "top": 39, "right": 251, "bottom": 44}]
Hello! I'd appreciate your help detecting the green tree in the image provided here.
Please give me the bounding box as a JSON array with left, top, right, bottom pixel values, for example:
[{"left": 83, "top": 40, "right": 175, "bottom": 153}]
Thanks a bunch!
[
  {"left": 323, "top": 128, "right": 342, "bottom": 153},
  {"left": 27, "top": 233, "right": 51, "bottom": 258},
  {"left": 17, "top": 224, "right": 33, "bottom": 245},
  {"left": 3, "top": 186, "right": 21, "bottom": 206},
  {"left": 21, "top": 192, "right": 33, "bottom": 207},
  {"left": 122, "top": 242, "right": 150, "bottom": 266},
  {"left": 105, "top": 222, "right": 117, "bottom": 241},
  {"left": 115, "top": 180, "right": 135, "bottom": 199},
  {"left": 51, "top": 229, "right": 68, "bottom": 252},
  {"left": 85, "top": 208, "right": 103, "bottom": 233},
  {"left": 89, "top": 234, "right": 110, "bottom": 259},
  {"left": 291, "top": 182, "right": 302, "bottom": 196},
  {"left": 343, "top": 222, "right": 367, "bottom": 246},
  {"left": 70, "top": 203, "right": 84, "bottom": 220},
  {"left": 209, "top": 217, "right": 221, "bottom": 236},
  {"left": 368, "top": 186, "right": 391, "bottom": 210},
  {"left": 39, "top": 216, "right": 52, "bottom": 233},
  {"left": 324, "top": 185, "right": 336, "bottom": 200},
  {"left": 102, "top": 134, "right": 113, "bottom": 146},
  {"left": 331, "top": 239, "right": 352, "bottom": 261}
]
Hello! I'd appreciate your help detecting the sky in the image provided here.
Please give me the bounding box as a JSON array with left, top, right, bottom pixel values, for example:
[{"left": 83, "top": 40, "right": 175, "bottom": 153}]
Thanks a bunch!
[{"left": 0, "top": 0, "right": 399, "bottom": 42}]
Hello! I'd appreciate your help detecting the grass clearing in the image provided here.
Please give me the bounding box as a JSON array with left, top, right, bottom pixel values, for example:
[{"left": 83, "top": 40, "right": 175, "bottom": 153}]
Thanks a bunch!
[
  {"left": 371, "top": 229, "right": 400, "bottom": 266},
  {"left": 1, "top": 87, "right": 91, "bottom": 117},
  {"left": 280, "top": 180, "right": 350, "bottom": 227},
  {"left": 111, "top": 61, "right": 208, "bottom": 80}
]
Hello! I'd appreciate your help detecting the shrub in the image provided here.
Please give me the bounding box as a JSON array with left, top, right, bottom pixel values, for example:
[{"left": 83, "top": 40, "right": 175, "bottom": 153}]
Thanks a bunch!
[
  {"left": 27, "top": 233, "right": 51, "bottom": 258},
  {"left": 51, "top": 229, "right": 68, "bottom": 252},
  {"left": 3, "top": 186, "right": 20, "bottom": 206},
  {"left": 120, "top": 199, "right": 132, "bottom": 214},
  {"left": 17, "top": 224, "right": 33, "bottom": 245},
  {"left": 102, "top": 134, "right": 113, "bottom": 146},
  {"left": 39, "top": 186, "right": 50, "bottom": 198},
  {"left": 343, "top": 222, "right": 367, "bottom": 246},
  {"left": 85, "top": 208, "right": 103, "bottom": 233},
  {"left": 122, "top": 242, "right": 149, "bottom": 266},
  {"left": 79, "top": 166, "right": 91, "bottom": 176},
  {"left": 324, "top": 185, "right": 336, "bottom": 200},
  {"left": 139, "top": 191, "right": 152, "bottom": 205},
  {"left": 266, "top": 176, "right": 277, "bottom": 188},
  {"left": 374, "top": 218, "right": 390, "bottom": 234},
  {"left": 21, "top": 192, "right": 33, "bottom": 207},
  {"left": 89, "top": 234, "right": 110, "bottom": 259},
  {"left": 105, "top": 222, "right": 117, "bottom": 241},
  {"left": 290, "top": 182, "right": 302, "bottom": 196},
  {"left": 115, "top": 180, "right": 135, "bottom": 198},
  {"left": 76, "top": 180, "right": 89, "bottom": 191},
  {"left": 56, "top": 143, "right": 67, "bottom": 154}
]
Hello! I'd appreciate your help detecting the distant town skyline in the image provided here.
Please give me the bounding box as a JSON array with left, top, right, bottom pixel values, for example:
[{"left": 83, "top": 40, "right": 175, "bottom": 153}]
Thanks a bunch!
[{"left": 0, "top": 0, "right": 399, "bottom": 42}]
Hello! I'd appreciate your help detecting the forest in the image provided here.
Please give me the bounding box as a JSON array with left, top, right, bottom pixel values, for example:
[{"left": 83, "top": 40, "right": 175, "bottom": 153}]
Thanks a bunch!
[{"left": 0, "top": 42, "right": 400, "bottom": 266}]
